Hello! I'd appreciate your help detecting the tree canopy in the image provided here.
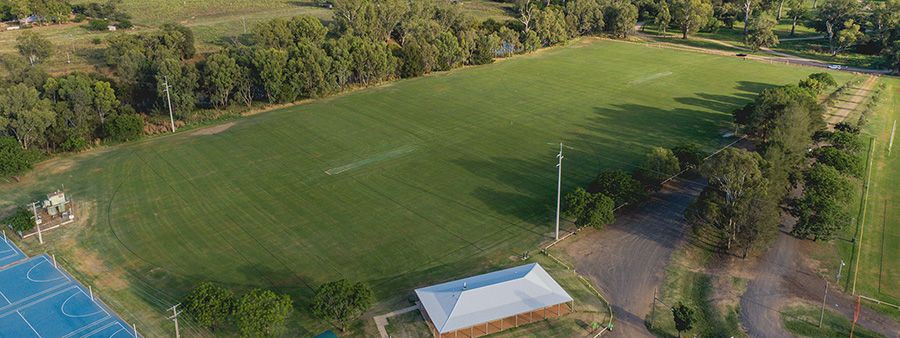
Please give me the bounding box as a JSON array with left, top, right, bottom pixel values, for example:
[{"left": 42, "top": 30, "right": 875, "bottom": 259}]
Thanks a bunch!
[
  {"left": 563, "top": 188, "right": 616, "bottom": 229},
  {"left": 311, "top": 279, "right": 373, "bottom": 332},
  {"left": 235, "top": 289, "right": 293, "bottom": 338},
  {"left": 183, "top": 282, "right": 234, "bottom": 331}
]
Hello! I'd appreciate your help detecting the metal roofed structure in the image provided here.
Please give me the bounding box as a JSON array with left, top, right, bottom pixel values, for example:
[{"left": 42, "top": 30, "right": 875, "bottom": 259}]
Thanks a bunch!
[{"left": 415, "top": 263, "right": 574, "bottom": 338}]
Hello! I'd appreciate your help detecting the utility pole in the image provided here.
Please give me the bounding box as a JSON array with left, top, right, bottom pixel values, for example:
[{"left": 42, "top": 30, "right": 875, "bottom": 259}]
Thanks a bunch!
[
  {"left": 819, "top": 280, "right": 828, "bottom": 328},
  {"left": 164, "top": 76, "right": 176, "bottom": 133},
  {"left": 242, "top": 17, "right": 247, "bottom": 34},
  {"left": 555, "top": 143, "right": 563, "bottom": 240},
  {"left": 167, "top": 303, "right": 182, "bottom": 338},
  {"left": 31, "top": 201, "right": 43, "bottom": 244}
]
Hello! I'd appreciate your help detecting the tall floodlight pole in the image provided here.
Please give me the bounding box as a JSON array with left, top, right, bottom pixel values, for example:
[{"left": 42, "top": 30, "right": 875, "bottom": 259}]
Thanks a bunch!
[
  {"left": 164, "top": 76, "right": 176, "bottom": 133},
  {"left": 555, "top": 143, "right": 564, "bottom": 240}
]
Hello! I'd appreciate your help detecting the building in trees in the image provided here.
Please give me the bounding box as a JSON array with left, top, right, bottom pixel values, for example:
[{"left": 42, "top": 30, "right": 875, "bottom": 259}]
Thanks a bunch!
[{"left": 416, "top": 263, "right": 573, "bottom": 338}]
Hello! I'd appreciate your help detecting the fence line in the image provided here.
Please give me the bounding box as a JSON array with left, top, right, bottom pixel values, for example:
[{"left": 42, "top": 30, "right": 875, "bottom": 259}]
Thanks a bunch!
[{"left": 859, "top": 295, "right": 900, "bottom": 310}]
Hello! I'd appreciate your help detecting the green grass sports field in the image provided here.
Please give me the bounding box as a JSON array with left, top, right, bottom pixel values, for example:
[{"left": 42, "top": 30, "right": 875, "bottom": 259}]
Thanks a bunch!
[
  {"left": 0, "top": 39, "right": 856, "bottom": 334},
  {"left": 850, "top": 78, "right": 900, "bottom": 310}
]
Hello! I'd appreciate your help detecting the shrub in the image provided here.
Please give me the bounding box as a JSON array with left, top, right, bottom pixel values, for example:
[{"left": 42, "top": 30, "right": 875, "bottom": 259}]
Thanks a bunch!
[
  {"left": 812, "top": 146, "right": 863, "bottom": 178},
  {"left": 588, "top": 169, "right": 647, "bottom": 206},
  {"left": 0, "top": 136, "right": 38, "bottom": 178},
  {"left": 86, "top": 19, "right": 108, "bottom": 31},
  {"left": 91, "top": 38, "right": 102, "bottom": 44},
  {"left": 73, "top": 14, "right": 87, "bottom": 23},
  {"left": 61, "top": 137, "right": 89, "bottom": 152},
  {"left": 671, "top": 142, "right": 708, "bottom": 169},
  {"left": 828, "top": 130, "right": 862, "bottom": 153},
  {"left": 118, "top": 19, "right": 133, "bottom": 29},
  {"left": 3, "top": 207, "right": 34, "bottom": 232},
  {"left": 105, "top": 114, "right": 144, "bottom": 141}
]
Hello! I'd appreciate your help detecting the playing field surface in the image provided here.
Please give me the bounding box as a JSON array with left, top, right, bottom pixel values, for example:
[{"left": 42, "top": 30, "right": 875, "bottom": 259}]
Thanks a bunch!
[
  {"left": 852, "top": 77, "right": 900, "bottom": 303},
  {"left": 0, "top": 39, "right": 855, "bottom": 301}
]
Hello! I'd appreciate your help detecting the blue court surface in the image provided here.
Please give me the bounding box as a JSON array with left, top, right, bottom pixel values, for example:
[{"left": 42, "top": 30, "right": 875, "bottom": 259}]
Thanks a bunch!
[
  {"left": 0, "top": 255, "right": 140, "bottom": 338},
  {"left": 0, "top": 235, "right": 26, "bottom": 268}
]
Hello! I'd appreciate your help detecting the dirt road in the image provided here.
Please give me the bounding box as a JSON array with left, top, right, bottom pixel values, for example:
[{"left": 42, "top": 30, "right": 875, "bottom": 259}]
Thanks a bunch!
[
  {"left": 740, "top": 76, "right": 900, "bottom": 338},
  {"left": 826, "top": 76, "right": 878, "bottom": 128},
  {"left": 740, "top": 216, "right": 801, "bottom": 338},
  {"left": 561, "top": 177, "right": 706, "bottom": 337}
]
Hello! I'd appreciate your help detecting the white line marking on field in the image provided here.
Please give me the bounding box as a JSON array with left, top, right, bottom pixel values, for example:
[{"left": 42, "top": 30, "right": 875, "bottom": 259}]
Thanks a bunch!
[{"left": 17, "top": 310, "right": 42, "bottom": 338}]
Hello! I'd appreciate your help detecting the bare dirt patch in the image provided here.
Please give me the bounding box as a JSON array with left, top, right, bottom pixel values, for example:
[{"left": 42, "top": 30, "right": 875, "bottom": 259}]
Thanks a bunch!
[{"left": 191, "top": 122, "right": 235, "bottom": 136}]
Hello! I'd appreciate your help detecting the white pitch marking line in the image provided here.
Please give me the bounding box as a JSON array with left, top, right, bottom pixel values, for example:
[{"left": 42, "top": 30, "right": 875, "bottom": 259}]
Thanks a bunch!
[
  {"left": 0, "top": 288, "right": 11, "bottom": 304},
  {"left": 16, "top": 310, "right": 43, "bottom": 338}
]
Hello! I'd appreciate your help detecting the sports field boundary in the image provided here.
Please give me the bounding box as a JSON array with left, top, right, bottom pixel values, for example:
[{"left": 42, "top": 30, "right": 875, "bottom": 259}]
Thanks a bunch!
[{"left": 851, "top": 136, "right": 876, "bottom": 295}]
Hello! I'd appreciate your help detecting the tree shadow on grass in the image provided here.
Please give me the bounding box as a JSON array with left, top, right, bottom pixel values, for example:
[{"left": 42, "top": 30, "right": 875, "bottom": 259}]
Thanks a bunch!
[
  {"left": 451, "top": 156, "right": 555, "bottom": 228},
  {"left": 736, "top": 81, "right": 782, "bottom": 95}
]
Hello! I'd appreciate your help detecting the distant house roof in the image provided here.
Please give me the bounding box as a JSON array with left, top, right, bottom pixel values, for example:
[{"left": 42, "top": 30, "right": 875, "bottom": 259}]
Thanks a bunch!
[{"left": 415, "top": 263, "right": 573, "bottom": 334}]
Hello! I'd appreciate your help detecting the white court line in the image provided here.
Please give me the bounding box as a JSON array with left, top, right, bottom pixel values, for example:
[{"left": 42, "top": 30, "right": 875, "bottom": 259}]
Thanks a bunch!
[
  {"left": 0, "top": 288, "right": 11, "bottom": 304},
  {"left": 77, "top": 287, "right": 110, "bottom": 318},
  {"left": 26, "top": 260, "right": 67, "bottom": 283},
  {"left": 16, "top": 310, "right": 43, "bottom": 338},
  {"left": 60, "top": 291, "right": 104, "bottom": 318},
  {"left": 74, "top": 321, "right": 117, "bottom": 338}
]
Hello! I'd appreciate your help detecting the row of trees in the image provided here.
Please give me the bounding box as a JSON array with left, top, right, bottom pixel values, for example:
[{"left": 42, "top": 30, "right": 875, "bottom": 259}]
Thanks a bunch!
[
  {"left": 182, "top": 279, "right": 372, "bottom": 337},
  {"left": 182, "top": 283, "right": 293, "bottom": 337},
  {"left": 639, "top": 0, "right": 900, "bottom": 66},
  {"left": 686, "top": 73, "right": 837, "bottom": 257},
  {"left": 1, "top": 0, "right": 690, "bottom": 179},
  {"left": 791, "top": 126, "right": 863, "bottom": 239},
  {"left": 564, "top": 142, "right": 707, "bottom": 230},
  {"left": 0, "top": 0, "right": 129, "bottom": 26}
]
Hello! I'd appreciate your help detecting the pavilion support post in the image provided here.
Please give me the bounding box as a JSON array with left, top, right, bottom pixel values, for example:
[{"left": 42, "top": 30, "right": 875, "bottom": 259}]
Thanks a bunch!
[
  {"left": 530, "top": 310, "right": 533, "bottom": 323},
  {"left": 558, "top": 303, "right": 561, "bottom": 317},
  {"left": 501, "top": 317, "right": 503, "bottom": 330},
  {"left": 515, "top": 314, "right": 518, "bottom": 327},
  {"left": 470, "top": 326, "right": 473, "bottom": 338},
  {"left": 544, "top": 307, "right": 546, "bottom": 319}
]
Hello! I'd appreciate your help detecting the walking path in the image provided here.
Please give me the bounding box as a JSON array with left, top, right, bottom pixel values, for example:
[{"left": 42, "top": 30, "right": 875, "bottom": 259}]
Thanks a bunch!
[{"left": 374, "top": 304, "right": 420, "bottom": 338}]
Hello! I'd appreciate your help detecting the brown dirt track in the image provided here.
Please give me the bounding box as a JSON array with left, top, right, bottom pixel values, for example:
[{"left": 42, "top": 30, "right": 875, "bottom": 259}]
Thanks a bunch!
[{"left": 558, "top": 177, "right": 707, "bottom": 337}]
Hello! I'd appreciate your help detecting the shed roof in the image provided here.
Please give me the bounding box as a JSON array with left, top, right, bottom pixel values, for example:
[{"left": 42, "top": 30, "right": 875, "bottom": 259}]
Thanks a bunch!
[{"left": 415, "top": 263, "right": 572, "bottom": 333}]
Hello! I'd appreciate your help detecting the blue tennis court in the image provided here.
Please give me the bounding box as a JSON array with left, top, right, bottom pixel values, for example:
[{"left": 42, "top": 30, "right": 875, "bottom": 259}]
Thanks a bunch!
[
  {"left": 0, "top": 255, "right": 140, "bottom": 338},
  {"left": 0, "top": 234, "right": 26, "bottom": 268}
]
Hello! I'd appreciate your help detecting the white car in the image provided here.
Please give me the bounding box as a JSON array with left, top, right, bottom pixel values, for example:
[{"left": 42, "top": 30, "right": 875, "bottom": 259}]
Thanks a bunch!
[{"left": 828, "top": 65, "right": 842, "bottom": 70}]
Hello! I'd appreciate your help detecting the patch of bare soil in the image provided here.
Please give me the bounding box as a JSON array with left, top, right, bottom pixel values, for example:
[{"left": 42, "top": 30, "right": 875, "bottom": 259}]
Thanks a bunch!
[
  {"left": 45, "top": 201, "right": 129, "bottom": 291},
  {"left": 191, "top": 122, "right": 235, "bottom": 136}
]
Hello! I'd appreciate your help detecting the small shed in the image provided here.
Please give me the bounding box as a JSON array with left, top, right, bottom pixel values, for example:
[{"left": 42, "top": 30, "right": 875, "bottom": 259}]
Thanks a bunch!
[
  {"left": 47, "top": 191, "right": 66, "bottom": 206},
  {"left": 107, "top": 25, "right": 117, "bottom": 31}
]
